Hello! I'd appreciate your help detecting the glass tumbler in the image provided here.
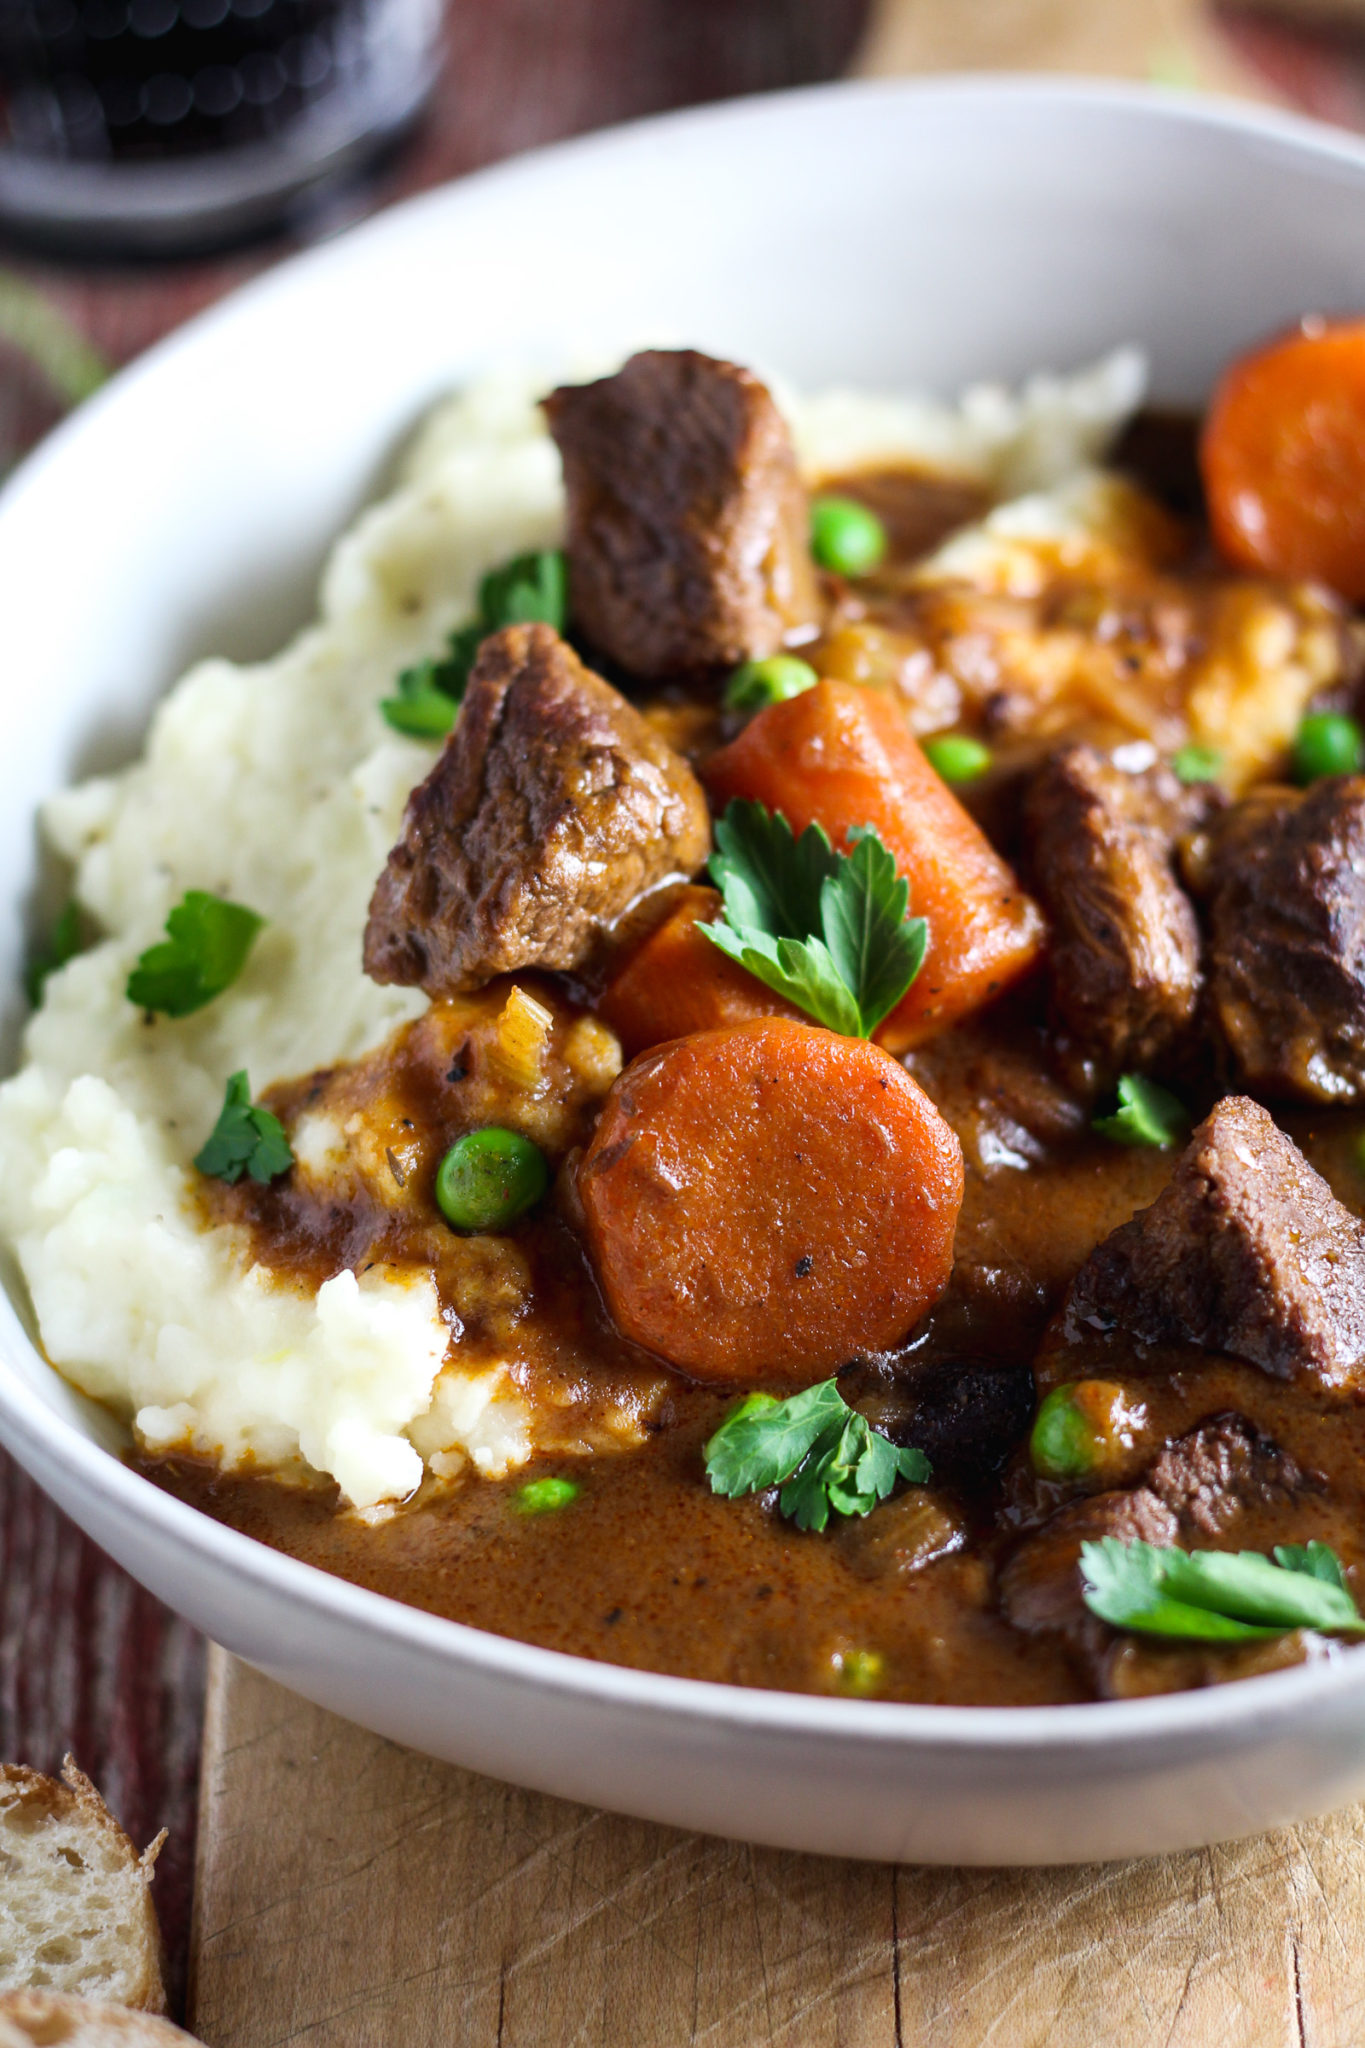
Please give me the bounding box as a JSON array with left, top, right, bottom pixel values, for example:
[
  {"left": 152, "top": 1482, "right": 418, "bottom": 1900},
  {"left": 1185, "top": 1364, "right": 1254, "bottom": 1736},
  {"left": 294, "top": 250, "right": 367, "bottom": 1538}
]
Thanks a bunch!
[{"left": 0, "top": 0, "right": 442, "bottom": 256}]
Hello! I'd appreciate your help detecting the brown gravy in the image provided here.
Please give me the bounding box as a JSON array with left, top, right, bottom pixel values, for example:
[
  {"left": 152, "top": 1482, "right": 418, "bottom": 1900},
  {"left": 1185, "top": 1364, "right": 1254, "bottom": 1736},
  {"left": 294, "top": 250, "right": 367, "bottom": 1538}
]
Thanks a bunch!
[{"left": 135, "top": 455, "right": 1365, "bottom": 1708}]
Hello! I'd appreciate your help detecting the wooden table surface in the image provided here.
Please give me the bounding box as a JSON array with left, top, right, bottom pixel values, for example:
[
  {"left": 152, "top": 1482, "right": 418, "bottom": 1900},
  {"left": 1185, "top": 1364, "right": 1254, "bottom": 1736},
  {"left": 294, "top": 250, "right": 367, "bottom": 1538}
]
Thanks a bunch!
[{"left": 2, "top": 0, "right": 1365, "bottom": 2026}]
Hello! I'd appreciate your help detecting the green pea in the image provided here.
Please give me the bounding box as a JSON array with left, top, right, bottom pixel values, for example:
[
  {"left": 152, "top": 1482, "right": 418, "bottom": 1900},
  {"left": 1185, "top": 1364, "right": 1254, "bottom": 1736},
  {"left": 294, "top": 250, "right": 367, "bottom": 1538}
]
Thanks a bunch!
[
  {"left": 1030, "top": 1386, "right": 1097, "bottom": 1481},
  {"left": 1030, "top": 1381, "right": 1137, "bottom": 1482},
  {"left": 725, "top": 654, "right": 819, "bottom": 712},
  {"left": 515, "top": 1476, "right": 580, "bottom": 1515},
  {"left": 923, "top": 733, "right": 992, "bottom": 784},
  {"left": 810, "top": 495, "right": 887, "bottom": 578},
  {"left": 435, "top": 1127, "right": 548, "bottom": 1232},
  {"left": 1293, "top": 711, "right": 1365, "bottom": 785},
  {"left": 1171, "top": 743, "right": 1223, "bottom": 786},
  {"left": 831, "top": 1647, "right": 885, "bottom": 1697}
]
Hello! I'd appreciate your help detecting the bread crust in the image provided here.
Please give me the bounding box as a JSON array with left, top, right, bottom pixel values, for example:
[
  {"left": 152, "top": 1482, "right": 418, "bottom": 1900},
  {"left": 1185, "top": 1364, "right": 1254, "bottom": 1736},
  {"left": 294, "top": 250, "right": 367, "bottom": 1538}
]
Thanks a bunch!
[
  {"left": 0, "top": 1990, "right": 197, "bottom": 2045},
  {"left": 0, "top": 1760, "right": 166, "bottom": 2016}
]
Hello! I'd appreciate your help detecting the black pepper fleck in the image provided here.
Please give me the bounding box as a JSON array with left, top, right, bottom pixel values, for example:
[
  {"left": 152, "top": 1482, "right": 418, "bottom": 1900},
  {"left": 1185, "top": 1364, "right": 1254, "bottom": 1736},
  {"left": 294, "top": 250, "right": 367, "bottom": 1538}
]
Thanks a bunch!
[{"left": 795, "top": 1254, "right": 814, "bottom": 1277}]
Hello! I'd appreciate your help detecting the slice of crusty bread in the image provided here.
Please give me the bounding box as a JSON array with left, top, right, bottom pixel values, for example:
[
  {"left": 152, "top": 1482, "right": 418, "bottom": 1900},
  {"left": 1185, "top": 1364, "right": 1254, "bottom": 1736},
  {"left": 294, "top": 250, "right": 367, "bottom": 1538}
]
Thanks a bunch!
[
  {"left": 0, "top": 1990, "right": 199, "bottom": 2046},
  {"left": 0, "top": 1762, "right": 165, "bottom": 2014}
]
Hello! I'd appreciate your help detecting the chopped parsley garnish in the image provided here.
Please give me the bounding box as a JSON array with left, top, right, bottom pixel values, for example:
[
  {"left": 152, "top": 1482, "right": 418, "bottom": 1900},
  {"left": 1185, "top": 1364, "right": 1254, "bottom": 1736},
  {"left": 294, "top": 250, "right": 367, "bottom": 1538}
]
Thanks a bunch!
[
  {"left": 1080, "top": 1537, "right": 1365, "bottom": 1643},
  {"left": 380, "top": 548, "right": 567, "bottom": 737},
  {"left": 382, "top": 662, "right": 466, "bottom": 738},
  {"left": 194, "top": 1070, "right": 293, "bottom": 1185},
  {"left": 26, "top": 898, "right": 84, "bottom": 1008},
  {"left": 126, "top": 891, "right": 264, "bottom": 1017},
  {"left": 1171, "top": 743, "right": 1223, "bottom": 785},
  {"left": 479, "top": 547, "right": 567, "bottom": 630},
  {"left": 704, "top": 1378, "right": 931, "bottom": 1534},
  {"left": 1092, "top": 1073, "right": 1188, "bottom": 1150},
  {"left": 702, "top": 800, "right": 927, "bottom": 1039}
]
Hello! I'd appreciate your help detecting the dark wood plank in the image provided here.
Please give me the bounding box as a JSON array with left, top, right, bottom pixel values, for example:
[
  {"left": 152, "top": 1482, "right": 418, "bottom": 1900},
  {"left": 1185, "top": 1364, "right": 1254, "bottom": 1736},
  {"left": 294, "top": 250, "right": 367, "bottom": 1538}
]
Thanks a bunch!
[{"left": 0, "top": 1448, "right": 204, "bottom": 2015}]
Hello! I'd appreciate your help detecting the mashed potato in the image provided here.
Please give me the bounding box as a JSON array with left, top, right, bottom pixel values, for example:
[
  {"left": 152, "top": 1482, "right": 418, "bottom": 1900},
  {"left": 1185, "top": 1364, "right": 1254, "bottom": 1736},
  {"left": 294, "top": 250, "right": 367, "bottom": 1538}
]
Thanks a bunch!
[{"left": 0, "top": 350, "right": 1146, "bottom": 1508}]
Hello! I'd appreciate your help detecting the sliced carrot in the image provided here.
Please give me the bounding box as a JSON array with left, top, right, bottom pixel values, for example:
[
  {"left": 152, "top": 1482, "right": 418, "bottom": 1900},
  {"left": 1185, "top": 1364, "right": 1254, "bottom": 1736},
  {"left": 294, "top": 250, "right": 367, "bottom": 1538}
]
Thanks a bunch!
[
  {"left": 704, "top": 678, "right": 1045, "bottom": 1050},
  {"left": 598, "top": 885, "right": 799, "bottom": 1058},
  {"left": 1201, "top": 318, "right": 1365, "bottom": 599},
  {"left": 578, "top": 1017, "right": 964, "bottom": 1386}
]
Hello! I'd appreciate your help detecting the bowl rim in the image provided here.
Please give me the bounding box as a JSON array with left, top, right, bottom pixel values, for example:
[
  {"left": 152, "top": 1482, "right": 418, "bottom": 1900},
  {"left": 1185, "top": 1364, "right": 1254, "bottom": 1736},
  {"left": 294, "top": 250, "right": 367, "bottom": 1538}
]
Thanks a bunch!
[{"left": 6, "top": 70, "right": 1365, "bottom": 1754}]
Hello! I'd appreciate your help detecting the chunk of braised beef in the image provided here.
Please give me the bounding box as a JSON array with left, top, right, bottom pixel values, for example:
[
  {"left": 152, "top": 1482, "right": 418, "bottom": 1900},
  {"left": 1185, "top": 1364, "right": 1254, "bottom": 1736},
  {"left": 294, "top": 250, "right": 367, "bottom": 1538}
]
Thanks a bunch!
[
  {"left": 1144, "top": 1411, "right": 1318, "bottom": 1538},
  {"left": 363, "top": 623, "right": 711, "bottom": 996},
  {"left": 1200, "top": 776, "right": 1365, "bottom": 1103},
  {"left": 1066, "top": 1095, "right": 1365, "bottom": 1390},
  {"left": 999, "top": 1484, "right": 1177, "bottom": 1636},
  {"left": 544, "top": 350, "right": 821, "bottom": 680},
  {"left": 1022, "top": 744, "right": 1205, "bottom": 1082},
  {"left": 999, "top": 1412, "right": 1320, "bottom": 1693}
]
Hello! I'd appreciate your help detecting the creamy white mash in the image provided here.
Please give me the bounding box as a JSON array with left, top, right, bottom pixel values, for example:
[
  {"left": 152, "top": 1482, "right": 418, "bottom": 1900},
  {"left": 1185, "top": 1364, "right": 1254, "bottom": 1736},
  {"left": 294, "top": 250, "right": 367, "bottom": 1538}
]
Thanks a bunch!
[{"left": 0, "top": 350, "right": 1147, "bottom": 1508}]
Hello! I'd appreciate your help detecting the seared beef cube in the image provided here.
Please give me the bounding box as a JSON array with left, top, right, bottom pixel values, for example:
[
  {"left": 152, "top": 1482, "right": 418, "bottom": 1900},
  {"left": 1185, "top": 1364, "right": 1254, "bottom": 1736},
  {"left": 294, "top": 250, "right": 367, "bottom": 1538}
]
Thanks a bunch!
[
  {"left": 544, "top": 350, "right": 821, "bottom": 680},
  {"left": 1023, "top": 745, "right": 1203, "bottom": 1079},
  {"left": 1000, "top": 1485, "right": 1177, "bottom": 1635},
  {"left": 364, "top": 624, "right": 710, "bottom": 996},
  {"left": 1144, "top": 1411, "right": 1316, "bottom": 1538},
  {"left": 1067, "top": 1096, "right": 1365, "bottom": 1391},
  {"left": 1202, "top": 777, "right": 1365, "bottom": 1102}
]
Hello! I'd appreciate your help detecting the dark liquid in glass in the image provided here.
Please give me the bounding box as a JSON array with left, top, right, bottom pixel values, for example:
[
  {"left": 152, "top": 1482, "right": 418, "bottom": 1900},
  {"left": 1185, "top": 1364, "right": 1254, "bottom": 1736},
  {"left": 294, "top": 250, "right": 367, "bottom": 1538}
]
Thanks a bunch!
[{"left": 0, "top": 0, "right": 436, "bottom": 253}]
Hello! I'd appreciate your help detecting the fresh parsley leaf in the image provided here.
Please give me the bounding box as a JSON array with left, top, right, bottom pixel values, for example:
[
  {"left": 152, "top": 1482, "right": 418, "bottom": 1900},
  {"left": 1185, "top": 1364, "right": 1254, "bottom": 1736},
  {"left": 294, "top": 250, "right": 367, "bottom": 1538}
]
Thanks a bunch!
[
  {"left": 821, "top": 826, "right": 928, "bottom": 1038},
  {"left": 479, "top": 549, "right": 567, "bottom": 630},
  {"left": 1079, "top": 1537, "right": 1365, "bottom": 1643},
  {"left": 1092, "top": 1074, "right": 1188, "bottom": 1150},
  {"left": 710, "top": 801, "right": 838, "bottom": 940},
  {"left": 1172, "top": 743, "right": 1222, "bottom": 785},
  {"left": 702, "top": 800, "right": 927, "bottom": 1038},
  {"left": 380, "top": 551, "right": 566, "bottom": 738},
  {"left": 126, "top": 891, "right": 264, "bottom": 1018},
  {"left": 381, "top": 660, "right": 461, "bottom": 738},
  {"left": 1274, "top": 1541, "right": 1349, "bottom": 1589},
  {"left": 26, "top": 898, "right": 84, "bottom": 1008},
  {"left": 704, "top": 922, "right": 863, "bottom": 1038},
  {"left": 704, "top": 1378, "right": 931, "bottom": 1534},
  {"left": 705, "top": 1382, "right": 844, "bottom": 1494},
  {"left": 194, "top": 1070, "right": 294, "bottom": 1186}
]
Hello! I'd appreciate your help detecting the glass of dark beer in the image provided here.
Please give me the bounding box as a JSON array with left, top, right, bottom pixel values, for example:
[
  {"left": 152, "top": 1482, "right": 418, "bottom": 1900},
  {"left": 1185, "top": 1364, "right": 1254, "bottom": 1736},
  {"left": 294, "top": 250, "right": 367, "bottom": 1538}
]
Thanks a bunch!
[{"left": 0, "top": 0, "right": 442, "bottom": 256}]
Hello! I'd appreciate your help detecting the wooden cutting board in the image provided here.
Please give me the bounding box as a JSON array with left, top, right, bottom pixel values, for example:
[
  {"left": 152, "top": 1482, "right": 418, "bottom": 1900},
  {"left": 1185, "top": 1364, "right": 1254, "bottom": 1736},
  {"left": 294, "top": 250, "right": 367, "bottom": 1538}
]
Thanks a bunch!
[{"left": 189, "top": 1647, "right": 1365, "bottom": 2047}]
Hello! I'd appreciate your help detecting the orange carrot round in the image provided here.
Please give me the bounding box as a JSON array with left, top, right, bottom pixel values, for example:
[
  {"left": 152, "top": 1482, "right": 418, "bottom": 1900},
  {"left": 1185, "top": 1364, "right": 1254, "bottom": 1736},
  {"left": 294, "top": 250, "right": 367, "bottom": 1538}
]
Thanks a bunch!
[
  {"left": 578, "top": 1017, "right": 964, "bottom": 1385},
  {"left": 598, "top": 886, "right": 799, "bottom": 1058},
  {"left": 1201, "top": 317, "right": 1365, "bottom": 599},
  {"left": 704, "top": 678, "right": 1045, "bottom": 1050}
]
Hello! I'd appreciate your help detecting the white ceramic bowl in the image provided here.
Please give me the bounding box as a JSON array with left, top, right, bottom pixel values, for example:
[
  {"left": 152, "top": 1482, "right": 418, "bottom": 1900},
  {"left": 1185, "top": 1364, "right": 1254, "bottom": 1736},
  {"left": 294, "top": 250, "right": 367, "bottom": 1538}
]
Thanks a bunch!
[{"left": 5, "top": 78, "right": 1365, "bottom": 1866}]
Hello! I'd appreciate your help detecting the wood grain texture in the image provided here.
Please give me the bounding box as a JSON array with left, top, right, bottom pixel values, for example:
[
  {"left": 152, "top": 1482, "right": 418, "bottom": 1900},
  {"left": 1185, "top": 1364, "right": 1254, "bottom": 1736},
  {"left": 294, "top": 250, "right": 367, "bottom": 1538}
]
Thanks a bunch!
[
  {"left": 0, "top": 1451, "right": 204, "bottom": 2016},
  {"left": 193, "top": 1649, "right": 1365, "bottom": 2048}
]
